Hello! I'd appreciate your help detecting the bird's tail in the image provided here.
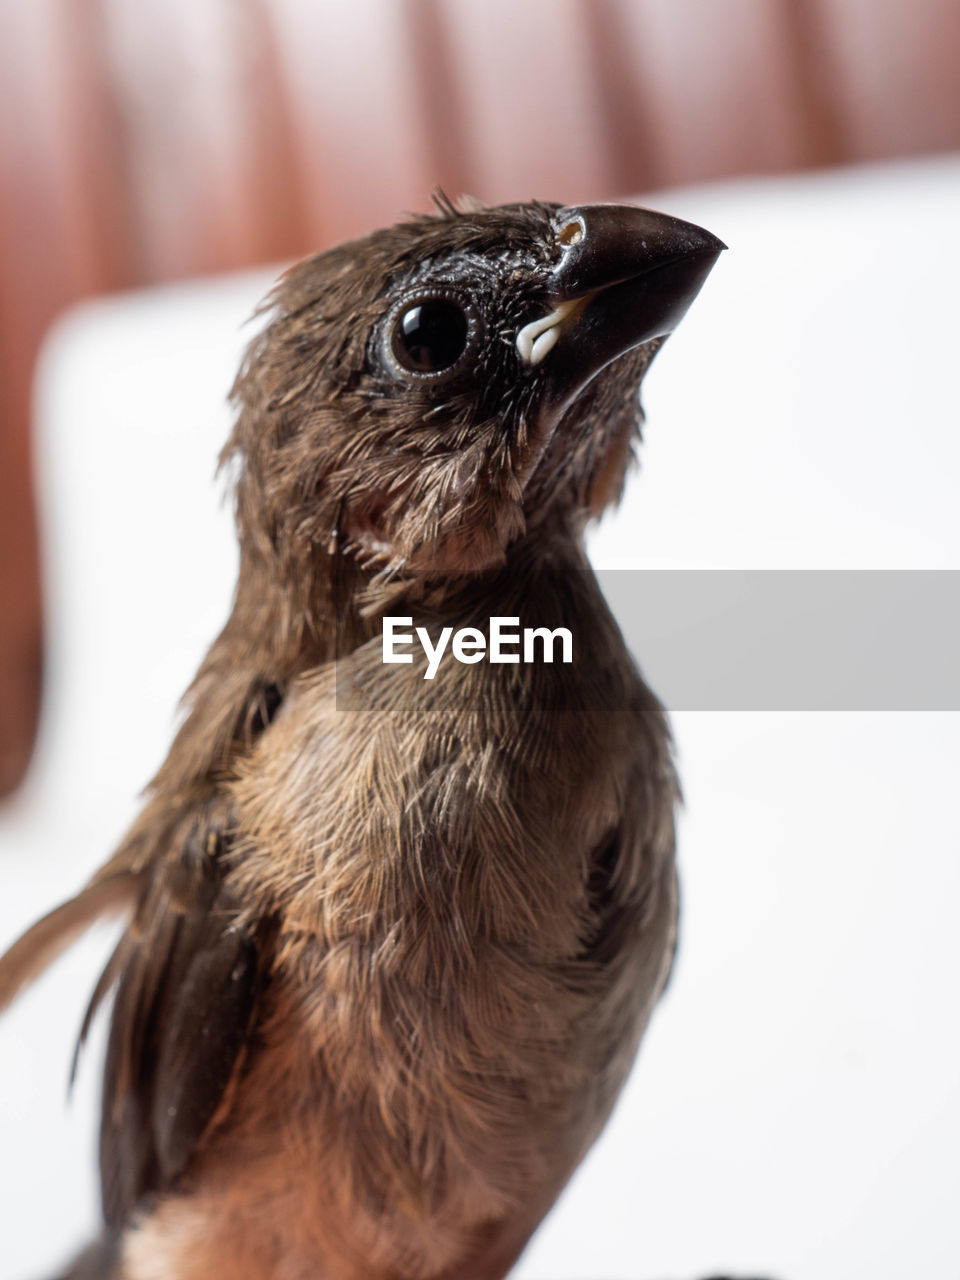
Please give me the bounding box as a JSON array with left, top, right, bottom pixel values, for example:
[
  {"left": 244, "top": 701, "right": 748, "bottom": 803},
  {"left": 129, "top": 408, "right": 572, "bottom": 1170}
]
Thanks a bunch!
[{"left": 0, "top": 873, "right": 139, "bottom": 1015}]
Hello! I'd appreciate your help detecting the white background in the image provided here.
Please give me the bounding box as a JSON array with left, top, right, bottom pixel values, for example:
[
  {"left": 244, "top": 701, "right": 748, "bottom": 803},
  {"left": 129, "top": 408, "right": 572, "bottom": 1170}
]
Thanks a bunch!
[{"left": 1, "top": 156, "right": 959, "bottom": 1279}]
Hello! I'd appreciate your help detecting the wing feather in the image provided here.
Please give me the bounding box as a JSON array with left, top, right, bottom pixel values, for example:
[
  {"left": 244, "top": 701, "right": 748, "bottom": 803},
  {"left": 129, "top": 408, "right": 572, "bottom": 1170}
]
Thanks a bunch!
[
  {"left": 0, "top": 873, "right": 139, "bottom": 1015},
  {"left": 98, "top": 822, "right": 261, "bottom": 1228}
]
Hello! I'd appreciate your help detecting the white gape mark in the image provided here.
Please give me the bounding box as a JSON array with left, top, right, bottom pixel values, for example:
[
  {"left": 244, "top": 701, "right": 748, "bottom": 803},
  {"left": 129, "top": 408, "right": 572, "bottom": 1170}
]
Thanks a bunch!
[{"left": 515, "top": 299, "right": 582, "bottom": 367}]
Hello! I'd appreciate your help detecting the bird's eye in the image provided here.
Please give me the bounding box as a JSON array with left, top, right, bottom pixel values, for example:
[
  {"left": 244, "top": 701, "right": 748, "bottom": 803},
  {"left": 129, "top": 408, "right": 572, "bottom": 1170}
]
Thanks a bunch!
[{"left": 391, "top": 298, "right": 469, "bottom": 375}]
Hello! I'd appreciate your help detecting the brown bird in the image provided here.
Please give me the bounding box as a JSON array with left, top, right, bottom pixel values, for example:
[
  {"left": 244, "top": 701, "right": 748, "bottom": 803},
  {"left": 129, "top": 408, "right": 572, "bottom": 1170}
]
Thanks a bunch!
[{"left": 0, "top": 194, "right": 723, "bottom": 1280}]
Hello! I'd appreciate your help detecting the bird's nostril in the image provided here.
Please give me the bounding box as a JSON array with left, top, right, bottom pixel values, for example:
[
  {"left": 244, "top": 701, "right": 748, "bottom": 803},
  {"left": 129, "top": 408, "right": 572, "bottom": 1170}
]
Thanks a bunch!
[{"left": 558, "top": 220, "right": 584, "bottom": 247}]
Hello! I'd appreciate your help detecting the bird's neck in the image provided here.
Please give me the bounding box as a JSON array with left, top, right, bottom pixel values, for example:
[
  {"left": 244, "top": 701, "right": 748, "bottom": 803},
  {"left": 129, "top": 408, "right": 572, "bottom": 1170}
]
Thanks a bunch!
[{"left": 146, "top": 515, "right": 588, "bottom": 805}]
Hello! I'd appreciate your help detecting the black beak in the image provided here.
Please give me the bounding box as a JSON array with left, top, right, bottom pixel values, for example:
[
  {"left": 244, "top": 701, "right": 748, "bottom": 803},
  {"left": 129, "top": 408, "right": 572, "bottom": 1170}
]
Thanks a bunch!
[{"left": 535, "top": 203, "right": 725, "bottom": 421}]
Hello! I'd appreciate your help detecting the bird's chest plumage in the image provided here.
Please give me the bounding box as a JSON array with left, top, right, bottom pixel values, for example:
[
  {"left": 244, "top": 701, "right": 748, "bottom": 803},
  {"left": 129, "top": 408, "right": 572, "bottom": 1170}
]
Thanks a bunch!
[{"left": 219, "top": 572, "right": 677, "bottom": 1268}]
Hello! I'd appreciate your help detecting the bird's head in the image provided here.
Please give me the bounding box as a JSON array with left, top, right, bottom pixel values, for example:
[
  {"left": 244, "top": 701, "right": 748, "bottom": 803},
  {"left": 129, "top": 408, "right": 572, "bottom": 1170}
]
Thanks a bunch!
[{"left": 227, "top": 195, "right": 723, "bottom": 587}]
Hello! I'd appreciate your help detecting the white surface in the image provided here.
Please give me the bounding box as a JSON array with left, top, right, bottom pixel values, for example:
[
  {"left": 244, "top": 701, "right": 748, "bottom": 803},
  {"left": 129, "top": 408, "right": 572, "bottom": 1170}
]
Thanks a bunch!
[{"left": 1, "top": 156, "right": 959, "bottom": 1279}]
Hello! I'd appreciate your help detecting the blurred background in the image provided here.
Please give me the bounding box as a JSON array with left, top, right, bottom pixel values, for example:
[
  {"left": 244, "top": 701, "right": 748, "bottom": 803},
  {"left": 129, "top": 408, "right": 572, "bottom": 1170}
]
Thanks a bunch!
[{"left": 3, "top": 0, "right": 960, "bottom": 794}]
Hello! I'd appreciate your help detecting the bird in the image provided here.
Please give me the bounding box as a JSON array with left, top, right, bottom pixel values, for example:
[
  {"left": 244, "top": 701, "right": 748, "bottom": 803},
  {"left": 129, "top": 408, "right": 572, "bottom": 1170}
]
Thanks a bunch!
[{"left": 0, "top": 193, "right": 723, "bottom": 1280}]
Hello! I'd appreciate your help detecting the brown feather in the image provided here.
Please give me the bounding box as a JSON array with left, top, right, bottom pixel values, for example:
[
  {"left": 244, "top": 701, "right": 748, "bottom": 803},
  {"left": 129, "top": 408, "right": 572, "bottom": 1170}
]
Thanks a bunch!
[{"left": 0, "top": 873, "right": 140, "bottom": 1014}]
